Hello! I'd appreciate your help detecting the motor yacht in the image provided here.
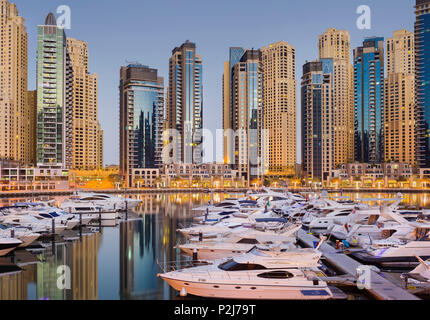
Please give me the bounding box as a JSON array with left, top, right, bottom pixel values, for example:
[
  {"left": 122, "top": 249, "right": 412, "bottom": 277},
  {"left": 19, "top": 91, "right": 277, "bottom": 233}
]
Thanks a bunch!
[
  {"left": 401, "top": 257, "right": 430, "bottom": 288},
  {"left": 59, "top": 201, "right": 118, "bottom": 220},
  {"left": 179, "top": 225, "right": 301, "bottom": 260},
  {"left": 0, "top": 224, "right": 40, "bottom": 248},
  {"left": 69, "top": 193, "right": 141, "bottom": 211},
  {"left": 349, "top": 222, "right": 430, "bottom": 268},
  {"left": 302, "top": 208, "right": 354, "bottom": 231},
  {"left": 0, "top": 215, "right": 67, "bottom": 234},
  {"left": 158, "top": 247, "right": 333, "bottom": 300}
]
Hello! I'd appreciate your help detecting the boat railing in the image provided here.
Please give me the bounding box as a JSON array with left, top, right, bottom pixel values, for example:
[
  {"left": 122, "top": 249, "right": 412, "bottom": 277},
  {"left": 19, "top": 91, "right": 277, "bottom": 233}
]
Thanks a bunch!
[{"left": 156, "top": 259, "right": 211, "bottom": 273}]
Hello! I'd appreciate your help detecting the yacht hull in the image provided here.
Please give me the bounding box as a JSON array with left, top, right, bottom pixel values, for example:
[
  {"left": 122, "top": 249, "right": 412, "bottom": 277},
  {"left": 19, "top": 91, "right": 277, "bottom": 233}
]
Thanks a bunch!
[
  {"left": 0, "top": 243, "right": 20, "bottom": 257},
  {"left": 160, "top": 276, "right": 332, "bottom": 300},
  {"left": 18, "top": 234, "right": 40, "bottom": 248}
]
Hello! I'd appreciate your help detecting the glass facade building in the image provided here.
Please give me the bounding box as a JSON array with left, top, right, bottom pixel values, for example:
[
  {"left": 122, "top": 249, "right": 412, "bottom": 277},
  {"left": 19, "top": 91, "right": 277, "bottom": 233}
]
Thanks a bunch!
[
  {"left": 354, "top": 37, "right": 385, "bottom": 164},
  {"left": 415, "top": 0, "right": 430, "bottom": 167},
  {"left": 36, "top": 13, "right": 73, "bottom": 168},
  {"left": 301, "top": 60, "right": 333, "bottom": 182},
  {"left": 119, "top": 64, "right": 164, "bottom": 187},
  {"left": 230, "top": 49, "right": 265, "bottom": 183},
  {"left": 167, "top": 41, "right": 203, "bottom": 164}
]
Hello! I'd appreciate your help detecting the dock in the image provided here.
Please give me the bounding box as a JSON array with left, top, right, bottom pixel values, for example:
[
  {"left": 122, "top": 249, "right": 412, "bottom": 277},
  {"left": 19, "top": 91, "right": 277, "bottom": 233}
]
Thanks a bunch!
[{"left": 297, "top": 229, "right": 420, "bottom": 300}]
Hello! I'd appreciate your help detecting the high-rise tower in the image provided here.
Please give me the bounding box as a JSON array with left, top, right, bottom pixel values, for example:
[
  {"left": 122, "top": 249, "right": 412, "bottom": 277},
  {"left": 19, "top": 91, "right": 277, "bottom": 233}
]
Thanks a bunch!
[
  {"left": 385, "top": 30, "right": 415, "bottom": 164},
  {"left": 415, "top": 0, "right": 430, "bottom": 167},
  {"left": 0, "top": 0, "right": 30, "bottom": 164},
  {"left": 166, "top": 41, "right": 203, "bottom": 164},
  {"left": 36, "top": 13, "right": 73, "bottom": 168},
  {"left": 261, "top": 41, "right": 297, "bottom": 175},
  {"left": 67, "top": 38, "right": 103, "bottom": 170},
  {"left": 119, "top": 64, "right": 164, "bottom": 187},
  {"left": 354, "top": 37, "right": 385, "bottom": 164}
]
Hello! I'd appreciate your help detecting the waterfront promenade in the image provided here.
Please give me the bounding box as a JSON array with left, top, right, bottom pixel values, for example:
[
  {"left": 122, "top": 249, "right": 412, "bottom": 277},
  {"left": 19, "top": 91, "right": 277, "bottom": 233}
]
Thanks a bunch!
[{"left": 1, "top": 187, "right": 430, "bottom": 198}]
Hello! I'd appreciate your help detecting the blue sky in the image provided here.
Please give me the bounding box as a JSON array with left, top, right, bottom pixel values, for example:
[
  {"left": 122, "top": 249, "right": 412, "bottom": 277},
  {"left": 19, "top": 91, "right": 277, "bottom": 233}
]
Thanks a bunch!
[{"left": 12, "top": 0, "right": 415, "bottom": 165}]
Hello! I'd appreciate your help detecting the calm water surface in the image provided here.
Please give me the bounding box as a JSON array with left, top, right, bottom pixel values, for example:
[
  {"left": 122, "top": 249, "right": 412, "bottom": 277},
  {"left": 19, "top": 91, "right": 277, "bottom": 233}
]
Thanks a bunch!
[{"left": 0, "top": 192, "right": 429, "bottom": 300}]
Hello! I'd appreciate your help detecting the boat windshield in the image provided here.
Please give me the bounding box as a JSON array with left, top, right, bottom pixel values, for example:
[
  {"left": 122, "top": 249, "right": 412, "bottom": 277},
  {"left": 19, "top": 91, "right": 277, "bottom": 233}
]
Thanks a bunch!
[
  {"left": 49, "top": 212, "right": 60, "bottom": 217},
  {"left": 218, "top": 259, "right": 266, "bottom": 271},
  {"left": 215, "top": 202, "right": 236, "bottom": 208},
  {"left": 0, "top": 224, "right": 8, "bottom": 230}
]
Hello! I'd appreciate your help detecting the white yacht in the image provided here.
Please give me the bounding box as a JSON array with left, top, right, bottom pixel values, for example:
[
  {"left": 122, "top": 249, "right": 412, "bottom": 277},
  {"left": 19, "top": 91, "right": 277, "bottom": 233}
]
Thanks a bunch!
[
  {"left": 179, "top": 225, "right": 301, "bottom": 260},
  {"left": 0, "top": 238, "right": 22, "bottom": 256},
  {"left": 302, "top": 208, "right": 354, "bottom": 230},
  {"left": 0, "top": 215, "right": 67, "bottom": 234},
  {"left": 350, "top": 222, "right": 430, "bottom": 268},
  {"left": 0, "top": 224, "right": 40, "bottom": 248},
  {"left": 401, "top": 257, "right": 430, "bottom": 288},
  {"left": 60, "top": 201, "right": 118, "bottom": 220},
  {"left": 68, "top": 193, "right": 141, "bottom": 212},
  {"left": 158, "top": 247, "right": 333, "bottom": 300}
]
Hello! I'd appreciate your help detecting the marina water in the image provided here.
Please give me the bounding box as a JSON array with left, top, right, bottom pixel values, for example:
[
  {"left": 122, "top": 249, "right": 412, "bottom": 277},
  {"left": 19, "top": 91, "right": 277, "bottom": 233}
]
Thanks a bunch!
[{"left": 0, "top": 192, "right": 428, "bottom": 300}]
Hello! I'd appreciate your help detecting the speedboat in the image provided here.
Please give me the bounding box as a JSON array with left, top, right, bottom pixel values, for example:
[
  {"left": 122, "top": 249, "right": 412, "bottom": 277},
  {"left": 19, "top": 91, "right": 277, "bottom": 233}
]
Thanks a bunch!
[
  {"left": 0, "top": 238, "right": 22, "bottom": 256},
  {"left": 158, "top": 247, "right": 333, "bottom": 300}
]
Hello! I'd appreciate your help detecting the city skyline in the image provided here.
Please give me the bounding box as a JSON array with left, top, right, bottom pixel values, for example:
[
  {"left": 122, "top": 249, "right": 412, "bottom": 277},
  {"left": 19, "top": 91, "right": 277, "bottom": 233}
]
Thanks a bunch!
[{"left": 10, "top": 0, "right": 415, "bottom": 165}]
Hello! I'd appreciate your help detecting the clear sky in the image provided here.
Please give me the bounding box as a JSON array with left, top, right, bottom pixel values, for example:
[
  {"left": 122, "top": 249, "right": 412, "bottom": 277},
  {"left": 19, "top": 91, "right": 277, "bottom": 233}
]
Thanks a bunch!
[{"left": 12, "top": 0, "right": 415, "bottom": 165}]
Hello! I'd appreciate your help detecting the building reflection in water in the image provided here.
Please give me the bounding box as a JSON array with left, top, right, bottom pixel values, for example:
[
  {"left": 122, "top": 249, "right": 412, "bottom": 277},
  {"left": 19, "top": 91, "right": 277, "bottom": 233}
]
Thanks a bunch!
[
  {"left": 0, "top": 264, "right": 36, "bottom": 300},
  {"left": 36, "top": 233, "right": 100, "bottom": 300}
]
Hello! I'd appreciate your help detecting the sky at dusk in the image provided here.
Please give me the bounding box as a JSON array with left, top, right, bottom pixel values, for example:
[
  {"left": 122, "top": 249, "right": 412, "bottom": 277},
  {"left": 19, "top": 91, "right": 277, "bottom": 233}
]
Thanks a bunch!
[{"left": 12, "top": 0, "right": 415, "bottom": 165}]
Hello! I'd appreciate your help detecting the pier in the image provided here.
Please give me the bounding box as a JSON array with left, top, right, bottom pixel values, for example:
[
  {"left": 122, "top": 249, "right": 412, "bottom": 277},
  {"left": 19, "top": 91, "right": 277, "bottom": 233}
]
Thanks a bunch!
[{"left": 297, "top": 229, "right": 420, "bottom": 300}]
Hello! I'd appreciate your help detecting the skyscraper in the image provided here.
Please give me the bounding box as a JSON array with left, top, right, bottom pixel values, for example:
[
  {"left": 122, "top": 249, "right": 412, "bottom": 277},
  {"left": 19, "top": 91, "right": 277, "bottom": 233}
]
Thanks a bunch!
[
  {"left": 225, "top": 49, "right": 265, "bottom": 185},
  {"left": 301, "top": 61, "right": 332, "bottom": 181},
  {"left": 302, "top": 28, "right": 354, "bottom": 184},
  {"left": 67, "top": 38, "right": 103, "bottom": 170},
  {"left": 354, "top": 37, "right": 385, "bottom": 164},
  {"left": 36, "top": 13, "right": 73, "bottom": 168},
  {"left": 27, "top": 90, "right": 37, "bottom": 165},
  {"left": 261, "top": 41, "right": 297, "bottom": 175},
  {"left": 0, "top": 0, "right": 31, "bottom": 164},
  {"left": 166, "top": 41, "right": 203, "bottom": 164},
  {"left": 319, "top": 28, "right": 351, "bottom": 61},
  {"left": 415, "top": 0, "right": 430, "bottom": 167},
  {"left": 223, "top": 47, "right": 245, "bottom": 164},
  {"left": 119, "top": 64, "right": 164, "bottom": 187},
  {"left": 385, "top": 30, "right": 415, "bottom": 164}
]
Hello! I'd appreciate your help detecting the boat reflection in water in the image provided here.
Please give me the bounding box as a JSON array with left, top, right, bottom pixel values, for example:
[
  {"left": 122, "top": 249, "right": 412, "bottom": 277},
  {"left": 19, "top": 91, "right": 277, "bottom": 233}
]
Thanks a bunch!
[{"left": 0, "top": 192, "right": 429, "bottom": 300}]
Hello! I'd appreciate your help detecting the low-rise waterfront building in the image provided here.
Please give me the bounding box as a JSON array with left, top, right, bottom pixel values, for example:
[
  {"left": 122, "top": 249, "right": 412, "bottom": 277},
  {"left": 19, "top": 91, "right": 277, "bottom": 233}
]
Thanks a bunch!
[
  {"left": 330, "top": 162, "right": 414, "bottom": 188},
  {"left": 0, "top": 160, "right": 69, "bottom": 191},
  {"left": 162, "top": 163, "right": 241, "bottom": 188}
]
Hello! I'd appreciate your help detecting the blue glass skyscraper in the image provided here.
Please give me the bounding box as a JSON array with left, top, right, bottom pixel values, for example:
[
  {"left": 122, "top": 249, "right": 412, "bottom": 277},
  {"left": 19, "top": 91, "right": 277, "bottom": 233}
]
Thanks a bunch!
[
  {"left": 353, "top": 37, "right": 385, "bottom": 164},
  {"left": 415, "top": 0, "right": 430, "bottom": 167}
]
